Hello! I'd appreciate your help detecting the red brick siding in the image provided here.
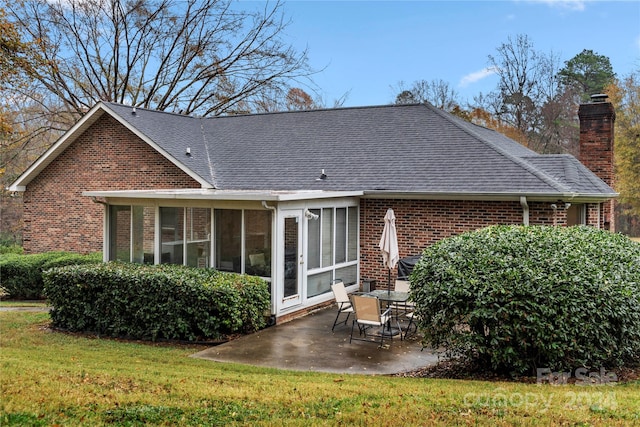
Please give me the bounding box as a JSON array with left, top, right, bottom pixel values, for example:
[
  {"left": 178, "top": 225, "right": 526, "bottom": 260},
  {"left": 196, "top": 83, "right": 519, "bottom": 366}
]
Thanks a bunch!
[
  {"left": 359, "top": 198, "right": 571, "bottom": 290},
  {"left": 23, "top": 114, "right": 201, "bottom": 254}
]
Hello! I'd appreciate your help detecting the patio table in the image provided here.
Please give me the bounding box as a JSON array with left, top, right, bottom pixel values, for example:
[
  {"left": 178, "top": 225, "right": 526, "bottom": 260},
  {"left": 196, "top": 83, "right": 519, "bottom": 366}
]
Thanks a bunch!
[{"left": 365, "top": 290, "right": 410, "bottom": 337}]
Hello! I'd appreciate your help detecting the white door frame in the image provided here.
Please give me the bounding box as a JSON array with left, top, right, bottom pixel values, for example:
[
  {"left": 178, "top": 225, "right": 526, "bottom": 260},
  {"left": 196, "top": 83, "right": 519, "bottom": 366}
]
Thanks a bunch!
[{"left": 278, "top": 209, "right": 304, "bottom": 310}]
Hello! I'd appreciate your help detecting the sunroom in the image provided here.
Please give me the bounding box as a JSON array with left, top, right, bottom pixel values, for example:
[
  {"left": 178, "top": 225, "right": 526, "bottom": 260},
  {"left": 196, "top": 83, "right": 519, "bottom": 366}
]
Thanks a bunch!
[{"left": 85, "top": 189, "right": 362, "bottom": 320}]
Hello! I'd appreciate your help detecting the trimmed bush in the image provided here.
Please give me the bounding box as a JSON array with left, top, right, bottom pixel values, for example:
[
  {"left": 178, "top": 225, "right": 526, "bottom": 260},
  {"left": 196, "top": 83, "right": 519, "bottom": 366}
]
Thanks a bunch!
[
  {"left": 43, "top": 262, "right": 270, "bottom": 341},
  {"left": 411, "top": 225, "right": 640, "bottom": 376},
  {"left": 0, "top": 251, "right": 102, "bottom": 299}
]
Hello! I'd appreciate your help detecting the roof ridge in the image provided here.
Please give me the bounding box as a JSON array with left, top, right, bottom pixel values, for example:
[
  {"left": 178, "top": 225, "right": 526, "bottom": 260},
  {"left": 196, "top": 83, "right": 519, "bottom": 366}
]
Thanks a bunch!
[
  {"left": 202, "top": 102, "right": 421, "bottom": 120},
  {"left": 102, "top": 101, "right": 200, "bottom": 119},
  {"left": 425, "top": 105, "right": 572, "bottom": 193}
]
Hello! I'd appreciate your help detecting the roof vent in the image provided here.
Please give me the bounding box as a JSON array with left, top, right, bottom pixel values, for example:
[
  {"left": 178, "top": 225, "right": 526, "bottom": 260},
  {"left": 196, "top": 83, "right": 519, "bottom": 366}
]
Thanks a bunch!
[
  {"left": 316, "top": 169, "right": 327, "bottom": 181},
  {"left": 590, "top": 93, "right": 608, "bottom": 103},
  {"left": 131, "top": 107, "right": 136, "bottom": 115},
  {"left": 185, "top": 147, "right": 191, "bottom": 156}
]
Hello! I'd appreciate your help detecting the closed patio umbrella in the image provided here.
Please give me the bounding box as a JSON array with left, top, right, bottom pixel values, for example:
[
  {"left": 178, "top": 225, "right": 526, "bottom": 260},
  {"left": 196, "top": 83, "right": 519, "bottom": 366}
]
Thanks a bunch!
[{"left": 378, "top": 208, "right": 399, "bottom": 295}]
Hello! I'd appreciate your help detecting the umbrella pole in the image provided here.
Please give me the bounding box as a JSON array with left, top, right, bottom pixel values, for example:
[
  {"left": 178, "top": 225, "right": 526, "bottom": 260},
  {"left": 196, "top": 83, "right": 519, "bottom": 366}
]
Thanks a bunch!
[{"left": 388, "top": 268, "right": 391, "bottom": 295}]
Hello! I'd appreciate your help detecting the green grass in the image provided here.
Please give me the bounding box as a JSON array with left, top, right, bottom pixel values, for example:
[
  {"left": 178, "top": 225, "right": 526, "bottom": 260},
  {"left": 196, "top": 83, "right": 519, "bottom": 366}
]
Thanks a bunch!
[
  {"left": 0, "top": 300, "right": 48, "bottom": 308},
  {"left": 1, "top": 311, "right": 639, "bottom": 426}
]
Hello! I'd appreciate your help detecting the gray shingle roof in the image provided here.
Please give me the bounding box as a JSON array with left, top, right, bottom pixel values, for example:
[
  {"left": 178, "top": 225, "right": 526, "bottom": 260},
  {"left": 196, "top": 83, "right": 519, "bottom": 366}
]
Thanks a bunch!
[{"left": 103, "top": 102, "right": 616, "bottom": 199}]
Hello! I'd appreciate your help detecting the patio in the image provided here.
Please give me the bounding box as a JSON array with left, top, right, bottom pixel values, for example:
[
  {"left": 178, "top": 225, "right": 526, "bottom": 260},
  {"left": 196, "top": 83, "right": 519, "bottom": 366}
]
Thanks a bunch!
[{"left": 191, "top": 306, "right": 439, "bottom": 375}]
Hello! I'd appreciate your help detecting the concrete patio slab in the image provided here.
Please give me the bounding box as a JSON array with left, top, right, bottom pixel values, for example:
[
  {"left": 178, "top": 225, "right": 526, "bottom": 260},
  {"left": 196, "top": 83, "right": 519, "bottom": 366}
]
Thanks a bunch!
[{"left": 191, "top": 306, "right": 439, "bottom": 375}]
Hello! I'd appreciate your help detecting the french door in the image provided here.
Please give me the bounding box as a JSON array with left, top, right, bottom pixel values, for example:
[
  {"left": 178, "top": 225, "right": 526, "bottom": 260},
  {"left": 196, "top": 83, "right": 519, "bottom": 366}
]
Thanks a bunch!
[{"left": 280, "top": 210, "right": 303, "bottom": 309}]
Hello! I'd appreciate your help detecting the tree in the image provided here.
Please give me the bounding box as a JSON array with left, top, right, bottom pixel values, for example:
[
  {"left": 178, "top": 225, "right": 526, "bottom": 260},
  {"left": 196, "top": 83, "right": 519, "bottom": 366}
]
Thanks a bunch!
[
  {"left": 487, "top": 34, "right": 546, "bottom": 137},
  {"left": 6, "top": 0, "right": 312, "bottom": 120},
  {"left": 608, "top": 71, "right": 640, "bottom": 218},
  {"left": 0, "top": 6, "right": 38, "bottom": 134},
  {"left": 393, "top": 79, "right": 461, "bottom": 112},
  {"left": 558, "top": 49, "right": 616, "bottom": 102}
]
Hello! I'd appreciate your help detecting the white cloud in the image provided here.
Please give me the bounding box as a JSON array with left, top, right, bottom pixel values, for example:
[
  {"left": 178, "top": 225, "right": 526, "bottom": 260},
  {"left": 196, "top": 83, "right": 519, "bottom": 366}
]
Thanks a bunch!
[
  {"left": 458, "top": 67, "right": 498, "bottom": 88},
  {"left": 523, "top": 0, "right": 588, "bottom": 11}
]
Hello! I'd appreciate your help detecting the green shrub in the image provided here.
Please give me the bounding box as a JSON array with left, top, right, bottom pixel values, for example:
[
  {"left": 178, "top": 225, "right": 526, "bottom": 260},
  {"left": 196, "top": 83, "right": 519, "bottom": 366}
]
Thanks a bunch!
[
  {"left": 411, "top": 225, "right": 640, "bottom": 376},
  {"left": 0, "top": 244, "right": 24, "bottom": 255},
  {"left": 0, "top": 251, "right": 102, "bottom": 299},
  {"left": 43, "top": 262, "right": 270, "bottom": 341}
]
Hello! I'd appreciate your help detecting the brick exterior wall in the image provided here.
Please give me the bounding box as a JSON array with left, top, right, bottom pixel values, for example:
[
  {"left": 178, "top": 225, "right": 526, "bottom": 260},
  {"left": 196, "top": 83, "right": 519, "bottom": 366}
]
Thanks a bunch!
[
  {"left": 22, "top": 114, "right": 201, "bottom": 254},
  {"left": 358, "top": 198, "right": 572, "bottom": 290},
  {"left": 578, "top": 100, "right": 616, "bottom": 231}
]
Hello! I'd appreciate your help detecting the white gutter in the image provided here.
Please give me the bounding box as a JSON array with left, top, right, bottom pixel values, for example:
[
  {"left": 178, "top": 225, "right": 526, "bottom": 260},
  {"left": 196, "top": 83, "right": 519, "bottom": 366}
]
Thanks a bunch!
[{"left": 520, "top": 196, "right": 529, "bottom": 226}]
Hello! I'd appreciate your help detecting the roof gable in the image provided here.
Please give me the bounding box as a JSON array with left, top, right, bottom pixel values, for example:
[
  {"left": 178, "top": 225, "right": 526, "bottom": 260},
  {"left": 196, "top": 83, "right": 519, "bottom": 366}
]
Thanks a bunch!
[{"left": 9, "top": 103, "right": 212, "bottom": 191}]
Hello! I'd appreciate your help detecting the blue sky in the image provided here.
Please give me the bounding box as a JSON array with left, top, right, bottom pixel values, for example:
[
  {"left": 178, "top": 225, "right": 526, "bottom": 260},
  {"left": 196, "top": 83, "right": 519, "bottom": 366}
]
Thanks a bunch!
[{"left": 274, "top": 0, "right": 640, "bottom": 107}]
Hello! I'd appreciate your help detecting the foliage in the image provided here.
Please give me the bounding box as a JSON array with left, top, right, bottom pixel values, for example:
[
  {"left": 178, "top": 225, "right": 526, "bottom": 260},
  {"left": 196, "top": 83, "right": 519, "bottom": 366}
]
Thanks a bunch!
[
  {"left": 0, "top": 243, "right": 22, "bottom": 254},
  {"left": 43, "top": 262, "right": 270, "bottom": 341},
  {"left": 558, "top": 49, "right": 616, "bottom": 102},
  {"left": 0, "top": 251, "right": 101, "bottom": 299},
  {"left": 411, "top": 225, "right": 640, "bottom": 376},
  {"left": 608, "top": 71, "right": 640, "bottom": 218},
  {"left": 6, "top": 0, "right": 312, "bottom": 118},
  {"left": 393, "top": 79, "right": 461, "bottom": 112}
]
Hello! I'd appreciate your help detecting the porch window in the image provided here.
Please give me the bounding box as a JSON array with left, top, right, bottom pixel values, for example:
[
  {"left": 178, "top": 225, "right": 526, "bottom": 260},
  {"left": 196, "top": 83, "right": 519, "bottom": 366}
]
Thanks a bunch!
[
  {"left": 186, "top": 208, "right": 211, "bottom": 268},
  {"left": 215, "top": 209, "right": 241, "bottom": 272},
  {"left": 109, "top": 205, "right": 131, "bottom": 262},
  {"left": 160, "top": 207, "right": 184, "bottom": 265},
  {"left": 307, "top": 205, "right": 359, "bottom": 296},
  {"left": 214, "top": 209, "right": 272, "bottom": 276},
  {"left": 244, "top": 210, "right": 272, "bottom": 277},
  {"left": 132, "top": 206, "right": 155, "bottom": 264}
]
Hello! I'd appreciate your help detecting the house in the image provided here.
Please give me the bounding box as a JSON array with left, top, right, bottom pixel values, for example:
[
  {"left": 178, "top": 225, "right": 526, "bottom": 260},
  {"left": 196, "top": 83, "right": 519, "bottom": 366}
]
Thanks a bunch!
[{"left": 9, "top": 96, "right": 616, "bottom": 322}]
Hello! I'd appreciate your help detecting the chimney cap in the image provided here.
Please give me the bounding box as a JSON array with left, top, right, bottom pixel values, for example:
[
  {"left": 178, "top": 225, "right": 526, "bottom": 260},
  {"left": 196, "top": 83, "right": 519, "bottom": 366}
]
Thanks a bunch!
[{"left": 590, "top": 93, "right": 608, "bottom": 103}]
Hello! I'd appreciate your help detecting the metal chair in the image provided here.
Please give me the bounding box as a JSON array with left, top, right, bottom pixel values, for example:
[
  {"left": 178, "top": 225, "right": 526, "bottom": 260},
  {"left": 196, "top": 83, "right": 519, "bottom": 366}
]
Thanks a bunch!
[
  {"left": 349, "top": 294, "right": 400, "bottom": 346},
  {"left": 330, "top": 281, "right": 353, "bottom": 331}
]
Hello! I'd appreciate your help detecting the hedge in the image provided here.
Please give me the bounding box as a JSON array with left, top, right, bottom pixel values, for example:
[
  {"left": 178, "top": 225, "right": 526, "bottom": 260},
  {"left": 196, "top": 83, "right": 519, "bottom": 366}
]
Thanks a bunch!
[
  {"left": 0, "top": 251, "right": 102, "bottom": 299},
  {"left": 410, "top": 225, "right": 640, "bottom": 376},
  {"left": 43, "top": 262, "right": 270, "bottom": 341}
]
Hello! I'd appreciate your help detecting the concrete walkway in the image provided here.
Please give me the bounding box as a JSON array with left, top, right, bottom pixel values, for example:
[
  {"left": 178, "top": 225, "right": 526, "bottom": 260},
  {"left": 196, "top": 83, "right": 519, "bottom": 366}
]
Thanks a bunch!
[{"left": 192, "top": 306, "right": 439, "bottom": 375}]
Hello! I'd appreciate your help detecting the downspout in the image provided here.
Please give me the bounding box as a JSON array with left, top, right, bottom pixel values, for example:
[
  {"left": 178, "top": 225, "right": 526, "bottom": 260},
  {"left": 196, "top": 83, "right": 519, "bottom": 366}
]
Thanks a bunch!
[
  {"left": 261, "top": 200, "right": 276, "bottom": 212},
  {"left": 91, "top": 197, "right": 109, "bottom": 262},
  {"left": 520, "top": 196, "right": 529, "bottom": 226},
  {"left": 262, "top": 201, "right": 278, "bottom": 323}
]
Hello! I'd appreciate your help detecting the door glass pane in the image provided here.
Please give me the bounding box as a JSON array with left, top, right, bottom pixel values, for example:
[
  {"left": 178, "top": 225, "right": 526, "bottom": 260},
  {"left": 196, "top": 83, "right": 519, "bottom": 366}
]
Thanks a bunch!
[
  {"left": 245, "top": 210, "right": 272, "bottom": 277},
  {"left": 348, "top": 206, "right": 358, "bottom": 261},
  {"left": 109, "top": 205, "right": 130, "bottom": 262},
  {"left": 321, "top": 208, "right": 333, "bottom": 267},
  {"left": 132, "top": 206, "right": 155, "bottom": 264},
  {"left": 284, "top": 216, "right": 298, "bottom": 298},
  {"left": 307, "top": 209, "right": 321, "bottom": 269},
  {"left": 335, "top": 208, "right": 347, "bottom": 263},
  {"left": 215, "top": 209, "right": 241, "bottom": 272},
  {"left": 186, "top": 208, "right": 211, "bottom": 268},
  {"left": 160, "top": 207, "right": 184, "bottom": 264}
]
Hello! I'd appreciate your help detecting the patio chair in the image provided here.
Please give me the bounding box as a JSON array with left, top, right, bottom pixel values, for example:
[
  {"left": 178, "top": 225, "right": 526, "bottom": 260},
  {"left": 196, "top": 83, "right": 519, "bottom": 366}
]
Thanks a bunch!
[
  {"left": 403, "top": 311, "right": 419, "bottom": 339},
  {"left": 349, "top": 294, "right": 400, "bottom": 346},
  {"left": 330, "top": 280, "right": 353, "bottom": 331},
  {"left": 393, "top": 279, "right": 415, "bottom": 315}
]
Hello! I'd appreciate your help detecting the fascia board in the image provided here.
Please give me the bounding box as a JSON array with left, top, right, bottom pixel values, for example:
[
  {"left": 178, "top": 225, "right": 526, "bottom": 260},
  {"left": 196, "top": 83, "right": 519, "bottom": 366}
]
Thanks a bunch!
[
  {"left": 83, "top": 189, "right": 363, "bottom": 202},
  {"left": 362, "top": 190, "right": 618, "bottom": 203}
]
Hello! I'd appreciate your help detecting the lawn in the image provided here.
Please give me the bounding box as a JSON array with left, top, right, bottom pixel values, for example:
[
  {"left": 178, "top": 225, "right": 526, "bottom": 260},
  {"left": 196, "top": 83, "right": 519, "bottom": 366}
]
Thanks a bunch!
[{"left": 1, "top": 310, "right": 639, "bottom": 426}]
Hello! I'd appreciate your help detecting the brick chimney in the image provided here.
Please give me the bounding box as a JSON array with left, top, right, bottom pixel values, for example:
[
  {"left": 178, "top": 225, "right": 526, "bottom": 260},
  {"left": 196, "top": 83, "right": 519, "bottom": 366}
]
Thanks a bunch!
[{"left": 578, "top": 93, "right": 616, "bottom": 230}]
